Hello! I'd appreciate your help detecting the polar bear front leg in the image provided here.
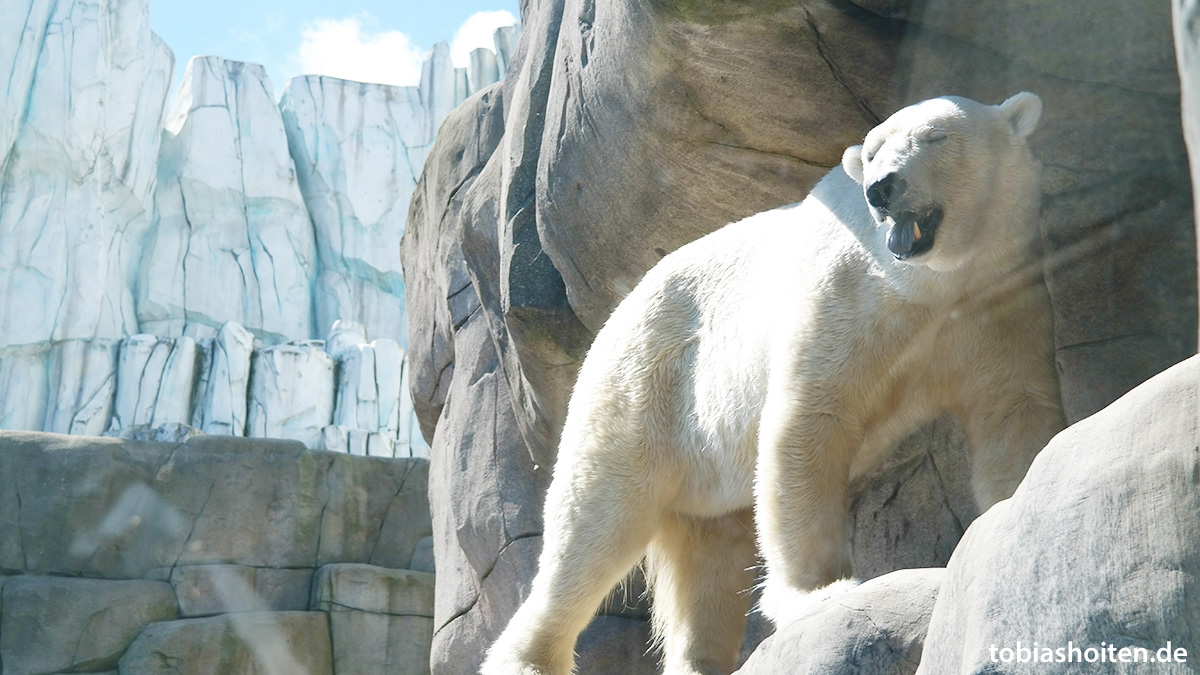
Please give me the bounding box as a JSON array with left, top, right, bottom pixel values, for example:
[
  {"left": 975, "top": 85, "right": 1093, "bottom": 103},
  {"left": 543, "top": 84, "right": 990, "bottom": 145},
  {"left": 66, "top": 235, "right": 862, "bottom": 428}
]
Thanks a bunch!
[
  {"left": 754, "top": 403, "right": 859, "bottom": 627},
  {"left": 956, "top": 292, "right": 1066, "bottom": 510},
  {"left": 960, "top": 375, "right": 1065, "bottom": 510}
]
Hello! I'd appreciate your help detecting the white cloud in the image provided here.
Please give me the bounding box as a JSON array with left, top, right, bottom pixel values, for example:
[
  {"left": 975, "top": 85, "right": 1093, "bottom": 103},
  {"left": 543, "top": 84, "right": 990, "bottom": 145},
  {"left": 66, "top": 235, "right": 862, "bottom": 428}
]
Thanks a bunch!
[
  {"left": 450, "top": 10, "right": 518, "bottom": 68},
  {"left": 293, "top": 14, "right": 425, "bottom": 87}
]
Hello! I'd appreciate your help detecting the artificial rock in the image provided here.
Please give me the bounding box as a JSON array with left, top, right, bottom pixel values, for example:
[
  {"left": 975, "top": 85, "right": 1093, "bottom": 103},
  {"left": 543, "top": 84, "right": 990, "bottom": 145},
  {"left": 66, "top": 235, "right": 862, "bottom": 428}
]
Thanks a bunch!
[
  {"left": 139, "top": 56, "right": 317, "bottom": 344},
  {"left": 312, "top": 563, "right": 436, "bottom": 675},
  {"left": 403, "top": 0, "right": 1196, "bottom": 670},
  {"left": 281, "top": 76, "right": 422, "bottom": 345},
  {"left": 0, "top": 2, "right": 523, "bottom": 458},
  {"left": 0, "top": 0, "right": 173, "bottom": 348},
  {"left": 246, "top": 341, "right": 336, "bottom": 448},
  {"left": 736, "top": 569, "right": 944, "bottom": 675},
  {"left": 0, "top": 432, "right": 431, "bottom": 578},
  {"left": 0, "top": 0, "right": 173, "bottom": 432},
  {"left": 190, "top": 321, "right": 255, "bottom": 437},
  {"left": 111, "top": 334, "right": 199, "bottom": 431},
  {"left": 0, "top": 576, "right": 177, "bottom": 675},
  {"left": 118, "top": 612, "right": 333, "bottom": 675},
  {"left": 917, "top": 356, "right": 1200, "bottom": 673},
  {"left": 171, "top": 564, "right": 314, "bottom": 617}
]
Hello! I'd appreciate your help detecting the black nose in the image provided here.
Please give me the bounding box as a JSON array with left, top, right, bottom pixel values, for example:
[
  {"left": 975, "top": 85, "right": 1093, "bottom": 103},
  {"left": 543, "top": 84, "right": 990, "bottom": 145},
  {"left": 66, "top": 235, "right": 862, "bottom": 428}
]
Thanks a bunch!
[{"left": 866, "top": 173, "right": 905, "bottom": 210}]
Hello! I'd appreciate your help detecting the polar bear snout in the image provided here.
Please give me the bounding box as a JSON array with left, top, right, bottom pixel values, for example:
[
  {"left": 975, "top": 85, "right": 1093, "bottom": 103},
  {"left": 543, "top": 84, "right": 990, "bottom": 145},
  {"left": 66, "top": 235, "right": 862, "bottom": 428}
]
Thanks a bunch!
[
  {"left": 885, "top": 206, "right": 943, "bottom": 260},
  {"left": 865, "top": 172, "right": 905, "bottom": 210},
  {"left": 866, "top": 173, "right": 944, "bottom": 260}
]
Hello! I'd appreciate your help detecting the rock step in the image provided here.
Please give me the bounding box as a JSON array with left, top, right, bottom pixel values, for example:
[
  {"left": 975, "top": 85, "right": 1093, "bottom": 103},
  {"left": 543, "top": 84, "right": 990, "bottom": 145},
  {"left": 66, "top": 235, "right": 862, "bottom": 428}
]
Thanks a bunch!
[
  {"left": 118, "top": 611, "right": 333, "bottom": 674},
  {"left": 0, "top": 430, "right": 437, "bottom": 674},
  {"left": 313, "top": 564, "right": 436, "bottom": 675},
  {"left": 0, "top": 576, "right": 178, "bottom": 675},
  {"left": 0, "top": 431, "right": 431, "bottom": 579}
]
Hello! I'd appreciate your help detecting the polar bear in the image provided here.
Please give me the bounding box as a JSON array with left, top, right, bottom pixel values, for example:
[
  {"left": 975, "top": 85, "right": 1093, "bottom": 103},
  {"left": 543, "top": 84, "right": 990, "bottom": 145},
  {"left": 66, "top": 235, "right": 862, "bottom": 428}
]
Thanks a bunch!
[{"left": 482, "top": 93, "right": 1065, "bottom": 675}]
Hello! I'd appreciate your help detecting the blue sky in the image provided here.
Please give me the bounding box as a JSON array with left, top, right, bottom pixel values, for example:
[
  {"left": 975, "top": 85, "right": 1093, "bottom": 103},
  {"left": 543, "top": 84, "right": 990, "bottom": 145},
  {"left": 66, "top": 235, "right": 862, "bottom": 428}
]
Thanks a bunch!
[{"left": 152, "top": 0, "right": 520, "bottom": 96}]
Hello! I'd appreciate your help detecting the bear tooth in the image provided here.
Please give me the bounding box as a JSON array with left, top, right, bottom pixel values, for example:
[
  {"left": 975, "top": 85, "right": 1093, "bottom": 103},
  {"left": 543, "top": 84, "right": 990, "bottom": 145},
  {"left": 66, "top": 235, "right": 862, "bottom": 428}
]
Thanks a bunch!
[{"left": 913, "top": 221, "right": 922, "bottom": 240}]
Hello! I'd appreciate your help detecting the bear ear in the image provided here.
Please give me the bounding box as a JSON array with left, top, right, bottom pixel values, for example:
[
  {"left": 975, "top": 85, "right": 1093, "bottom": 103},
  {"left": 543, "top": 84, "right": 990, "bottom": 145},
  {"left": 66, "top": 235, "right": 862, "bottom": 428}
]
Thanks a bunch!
[
  {"left": 998, "top": 92, "right": 1043, "bottom": 140},
  {"left": 842, "top": 145, "right": 864, "bottom": 185}
]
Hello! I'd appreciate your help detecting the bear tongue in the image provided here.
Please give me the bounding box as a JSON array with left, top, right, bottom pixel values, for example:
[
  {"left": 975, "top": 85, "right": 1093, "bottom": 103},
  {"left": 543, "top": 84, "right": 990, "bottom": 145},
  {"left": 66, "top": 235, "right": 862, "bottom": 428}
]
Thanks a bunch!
[{"left": 886, "top": 214, "right": 917, "bottom": 257}]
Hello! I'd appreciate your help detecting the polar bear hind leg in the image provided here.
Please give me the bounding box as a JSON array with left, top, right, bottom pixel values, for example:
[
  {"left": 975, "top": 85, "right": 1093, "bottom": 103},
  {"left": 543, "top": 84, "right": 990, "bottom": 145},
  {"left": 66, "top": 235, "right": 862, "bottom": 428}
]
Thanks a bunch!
[
  {"left": 481, "top": 439, "right": 666, "bottom": 675},
  {"left": 645, "top": 508, "right": 757, "bottom": 675}
]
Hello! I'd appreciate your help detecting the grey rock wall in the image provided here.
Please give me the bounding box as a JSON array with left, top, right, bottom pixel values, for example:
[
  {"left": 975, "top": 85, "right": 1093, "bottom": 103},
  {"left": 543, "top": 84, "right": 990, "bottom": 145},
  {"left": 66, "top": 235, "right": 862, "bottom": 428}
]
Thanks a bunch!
[
  {"left": 403, "top": 0, "right": 1197, "bottom": 671},
  {"left": 118, "top": 612, "right": 333, "bottom": 674},
  {"left": 1177, "top": 0, "right": 1200, "bottom": 346},
  {"left": 313, "top": 564, "right": 436, "bottom": 674},
  {"left": 1, "top": 577, "right": 177, "bottom": 674},
  {"left": 0, "top": 430, "right": 434, "bottom": 674}
]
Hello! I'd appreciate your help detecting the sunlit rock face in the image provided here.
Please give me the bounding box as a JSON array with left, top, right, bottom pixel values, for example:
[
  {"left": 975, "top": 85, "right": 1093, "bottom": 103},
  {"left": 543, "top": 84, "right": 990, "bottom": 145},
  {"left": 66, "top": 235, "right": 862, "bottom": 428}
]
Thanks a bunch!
[
  {"left": 0, "top": 0, "right": 174, "bottom": 430},
  {"left": 281, "top": 76, "right": 421, "bottom": 346},
  {"left": 0, "top": 0, "right": 518, "bottom": 455},
  {"left": 111, "top": 334, "right": 198, "bottom": 431},
  {"left": 278, "top": 29, "right": 523, "bottom": 346},
  {"left": 139, "top": 56, "right": 318, "bottom": 344}
]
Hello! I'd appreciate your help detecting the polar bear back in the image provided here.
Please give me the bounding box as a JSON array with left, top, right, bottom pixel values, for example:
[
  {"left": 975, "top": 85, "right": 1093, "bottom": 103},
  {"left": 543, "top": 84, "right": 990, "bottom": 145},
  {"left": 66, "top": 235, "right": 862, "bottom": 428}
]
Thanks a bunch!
[{"left": 560, "top": 168, "right": 877, "bottom": 515}]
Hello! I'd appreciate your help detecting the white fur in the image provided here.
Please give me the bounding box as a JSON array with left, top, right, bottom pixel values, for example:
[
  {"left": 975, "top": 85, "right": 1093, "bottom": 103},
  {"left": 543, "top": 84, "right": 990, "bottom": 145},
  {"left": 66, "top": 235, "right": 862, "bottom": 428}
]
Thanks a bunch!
[{"left": 482, "top": 94, "right": 1065, "bottom": 675}]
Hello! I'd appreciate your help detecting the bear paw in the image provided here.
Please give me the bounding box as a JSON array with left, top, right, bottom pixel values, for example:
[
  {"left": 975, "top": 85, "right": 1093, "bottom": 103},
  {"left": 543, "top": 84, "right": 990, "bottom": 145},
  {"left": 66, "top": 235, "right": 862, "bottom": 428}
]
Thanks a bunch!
[
  {"left": 479, "top": 651, "right": 553, "bottom": 675},
  {"left": 758, "top": 577, "right": 862, "bottom": 627},
  {"left": 480, "top": 629, "right": 568, "bottom": 675}
]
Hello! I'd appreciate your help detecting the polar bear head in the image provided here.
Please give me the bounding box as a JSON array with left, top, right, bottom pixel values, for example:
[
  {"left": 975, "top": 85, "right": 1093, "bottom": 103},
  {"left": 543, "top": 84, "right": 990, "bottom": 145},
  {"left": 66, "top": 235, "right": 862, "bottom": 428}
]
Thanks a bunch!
[{"left": 841, "top": 93, "right": 1043, "bottom": 271}]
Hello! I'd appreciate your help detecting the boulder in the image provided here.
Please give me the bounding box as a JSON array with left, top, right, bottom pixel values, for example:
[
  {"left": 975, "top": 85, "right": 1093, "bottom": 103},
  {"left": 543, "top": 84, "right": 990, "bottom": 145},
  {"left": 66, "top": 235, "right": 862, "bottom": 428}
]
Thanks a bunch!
[
  {"left": 311, "top": 563, "right": 436, "bottom": 674},
  {"left": 118, "top": 612, "right": 333, "bottom": 675},
  {"left": 0, "top": 576, "right": 177, "bottom": 674},
  {"left": 849, "top": 417, "right": 978, "bottom": 580},
  {"left": 736, "top": 569, "right": 944, "bottom": 675},
  {"left": 917, "top": 355, "right": 1200, "bottom": 672}
]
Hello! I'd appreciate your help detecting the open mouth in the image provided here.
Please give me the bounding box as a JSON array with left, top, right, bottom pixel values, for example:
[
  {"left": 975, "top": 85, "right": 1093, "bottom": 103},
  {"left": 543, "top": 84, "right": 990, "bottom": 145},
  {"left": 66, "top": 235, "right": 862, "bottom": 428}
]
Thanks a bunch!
[{"left": 883, "top": 207, "right": 943, "bottom": 260}]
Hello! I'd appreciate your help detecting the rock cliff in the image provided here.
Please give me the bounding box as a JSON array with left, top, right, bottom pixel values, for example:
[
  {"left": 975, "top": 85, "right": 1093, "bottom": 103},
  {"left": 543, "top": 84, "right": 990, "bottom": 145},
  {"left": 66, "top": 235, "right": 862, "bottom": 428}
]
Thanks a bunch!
[
  {"left": 402, "top": 0, "right": 1197, "bottom": 671},
  {"left": 0, "top": 0, "right": 520, "bottom": 458}
]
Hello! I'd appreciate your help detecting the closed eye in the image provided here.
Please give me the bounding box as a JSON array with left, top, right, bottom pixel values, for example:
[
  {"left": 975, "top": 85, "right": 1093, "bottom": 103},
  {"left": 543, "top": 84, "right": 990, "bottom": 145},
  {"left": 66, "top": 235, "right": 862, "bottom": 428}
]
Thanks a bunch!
[{"left": 923, "top": 130, "right": 947, "bottom": 143}]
